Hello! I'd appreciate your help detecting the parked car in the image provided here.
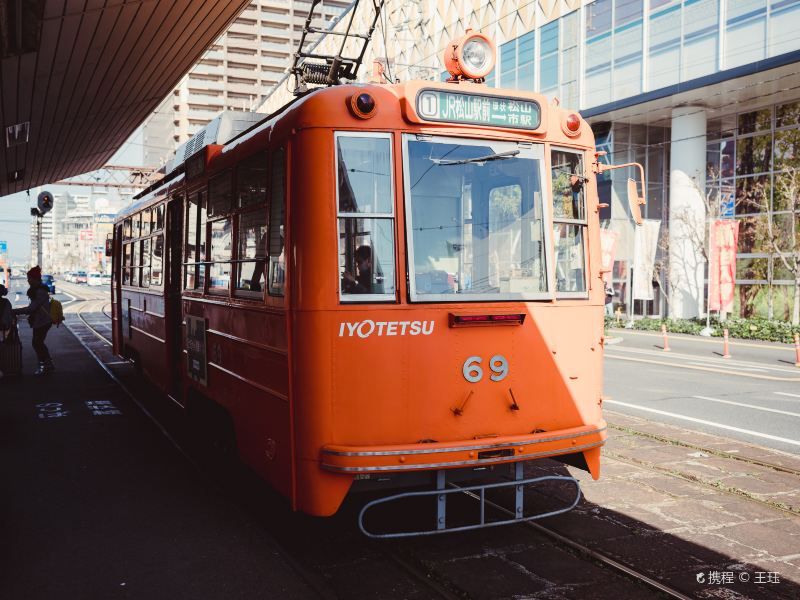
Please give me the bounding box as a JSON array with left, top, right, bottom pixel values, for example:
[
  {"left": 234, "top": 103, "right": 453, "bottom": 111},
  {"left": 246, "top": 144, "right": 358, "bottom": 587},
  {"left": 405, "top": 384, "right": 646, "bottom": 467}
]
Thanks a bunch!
[
  {"left": 87, "top": 272, "right": 103, "bottom": 286},
  {"left": 74, "top": 271, "right": 88, "bottom": 284},
  {"left": 42, "top": 274, "right": 56, "bottom": 294},
  {"left": 100, "top": 274, "right": 112, "bottom": 286}
]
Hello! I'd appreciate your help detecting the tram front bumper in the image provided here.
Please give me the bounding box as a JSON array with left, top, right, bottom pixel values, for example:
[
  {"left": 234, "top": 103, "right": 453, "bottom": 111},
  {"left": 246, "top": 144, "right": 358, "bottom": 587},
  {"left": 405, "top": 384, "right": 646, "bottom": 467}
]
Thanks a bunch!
[{"left": 320, "top": 421, "right": 607, "bottom": 474}]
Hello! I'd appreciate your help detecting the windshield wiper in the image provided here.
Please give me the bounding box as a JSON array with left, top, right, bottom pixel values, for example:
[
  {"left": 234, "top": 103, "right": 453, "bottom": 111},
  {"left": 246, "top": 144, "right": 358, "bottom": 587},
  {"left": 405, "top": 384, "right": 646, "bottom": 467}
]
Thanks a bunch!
[{"left": 433, "top": 149, "right": 520, "bottom": 166}]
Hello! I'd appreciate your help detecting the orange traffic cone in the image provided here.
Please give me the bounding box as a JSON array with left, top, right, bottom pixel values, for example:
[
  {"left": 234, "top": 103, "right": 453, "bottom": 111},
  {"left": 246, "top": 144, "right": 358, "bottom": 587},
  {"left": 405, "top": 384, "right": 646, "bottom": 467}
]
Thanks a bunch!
[
  {"left": 794, "top": 333, "right": 800, "bottom": 368},
  {"left": 661, "top": 324, "right": 670, "bottom": 352},
  {"left": 722, "top": 329, "right": 731, "bottom": 359}
]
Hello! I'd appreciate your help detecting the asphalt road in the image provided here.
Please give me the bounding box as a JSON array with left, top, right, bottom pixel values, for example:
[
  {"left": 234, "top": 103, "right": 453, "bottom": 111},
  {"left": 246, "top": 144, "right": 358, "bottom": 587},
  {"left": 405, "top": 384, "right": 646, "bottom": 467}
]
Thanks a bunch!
[{"left": 604, "top": 328, "right": 800, "bottom": 455}]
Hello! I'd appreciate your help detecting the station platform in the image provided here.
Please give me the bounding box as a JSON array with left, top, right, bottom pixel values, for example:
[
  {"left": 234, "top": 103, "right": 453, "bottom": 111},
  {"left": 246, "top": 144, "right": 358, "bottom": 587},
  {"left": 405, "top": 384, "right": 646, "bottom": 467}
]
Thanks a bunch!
[{"left": 0, "top": 322, "right": 317, "bottom": 599}]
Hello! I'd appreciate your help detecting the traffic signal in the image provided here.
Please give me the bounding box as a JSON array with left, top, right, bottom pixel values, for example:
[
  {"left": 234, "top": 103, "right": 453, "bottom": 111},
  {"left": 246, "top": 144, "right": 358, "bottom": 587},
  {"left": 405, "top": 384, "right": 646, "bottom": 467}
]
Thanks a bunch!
[{"left": 37, "top": 190, "right": 54, "bottom": 215}]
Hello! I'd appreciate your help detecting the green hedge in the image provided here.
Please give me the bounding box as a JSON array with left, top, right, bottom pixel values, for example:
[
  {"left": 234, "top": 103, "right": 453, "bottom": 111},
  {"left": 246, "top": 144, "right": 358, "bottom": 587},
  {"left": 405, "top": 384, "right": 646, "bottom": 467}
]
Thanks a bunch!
[{"left": 605, "top": 316, "right": 800, "bottom": 344}]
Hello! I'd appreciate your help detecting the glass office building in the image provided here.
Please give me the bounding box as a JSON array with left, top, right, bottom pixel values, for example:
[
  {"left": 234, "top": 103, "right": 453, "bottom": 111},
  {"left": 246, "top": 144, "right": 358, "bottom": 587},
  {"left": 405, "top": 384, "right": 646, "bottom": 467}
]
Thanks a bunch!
[
  {"left": 479, "top": 0, "right": 800, "bottom": 319},
  {"left": 259, "top": 0, "right": 800, "bottom": 320}
]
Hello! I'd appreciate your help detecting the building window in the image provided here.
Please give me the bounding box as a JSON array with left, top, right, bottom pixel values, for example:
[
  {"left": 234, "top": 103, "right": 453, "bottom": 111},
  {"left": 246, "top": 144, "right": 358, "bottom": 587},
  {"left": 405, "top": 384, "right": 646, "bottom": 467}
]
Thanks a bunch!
[
  {"left": 585, "top": 0, "right": 613, "bottom": 107},
  {"left": 498, "top": 32, "right": 534, "bottom": 90},
  {"left": 683, "top": 0, "right": 718, "bottom": 80},
  {"left": 540, "top": 22, "right": 559, "bottom": 96},
  {"left": 648, "top": 1, "right": 681, "bottom": 90},
  {"left": 725, "top": 0, "right": 766, "bottom": 69}
]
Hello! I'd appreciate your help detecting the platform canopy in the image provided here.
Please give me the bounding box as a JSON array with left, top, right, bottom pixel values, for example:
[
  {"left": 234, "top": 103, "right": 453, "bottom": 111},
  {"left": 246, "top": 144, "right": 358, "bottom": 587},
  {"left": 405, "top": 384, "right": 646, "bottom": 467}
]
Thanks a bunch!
[{"left": 0, "top": 0, "right": 252, "bottom": 198}]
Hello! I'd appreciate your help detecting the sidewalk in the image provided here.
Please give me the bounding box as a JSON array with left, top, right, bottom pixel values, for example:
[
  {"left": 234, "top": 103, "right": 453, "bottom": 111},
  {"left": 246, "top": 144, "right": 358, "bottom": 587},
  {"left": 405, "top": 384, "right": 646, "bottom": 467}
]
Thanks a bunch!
[{"left": 0, "top": 324, "right": 316, "bottom": 599}]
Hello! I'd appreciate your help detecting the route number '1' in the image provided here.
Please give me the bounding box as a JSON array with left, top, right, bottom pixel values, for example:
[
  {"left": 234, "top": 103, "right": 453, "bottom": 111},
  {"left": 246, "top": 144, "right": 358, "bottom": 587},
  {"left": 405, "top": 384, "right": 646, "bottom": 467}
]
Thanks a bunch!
[{"left": 462, "top": 355, "right": 509, "bottom": 383}]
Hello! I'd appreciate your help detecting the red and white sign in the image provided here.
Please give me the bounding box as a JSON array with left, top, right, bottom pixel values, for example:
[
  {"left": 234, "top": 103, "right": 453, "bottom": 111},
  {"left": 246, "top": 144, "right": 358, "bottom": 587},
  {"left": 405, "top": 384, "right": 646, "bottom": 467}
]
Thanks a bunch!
[
  {"left": 708, "top": 220, "right": 740, "bottom": 313},
  {"left": 599, "top": 229, "right": 619, "bottom": 284},
  {"left": 79, "top": 229, "right": 94, "bottom": 241}
]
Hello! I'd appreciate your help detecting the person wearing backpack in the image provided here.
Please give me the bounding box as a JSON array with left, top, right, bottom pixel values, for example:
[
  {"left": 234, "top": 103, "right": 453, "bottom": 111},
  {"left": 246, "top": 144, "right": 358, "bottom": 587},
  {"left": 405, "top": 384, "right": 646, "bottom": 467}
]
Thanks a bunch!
[{"left": 13, "top": 266, "right": 55, "bottom": 375}]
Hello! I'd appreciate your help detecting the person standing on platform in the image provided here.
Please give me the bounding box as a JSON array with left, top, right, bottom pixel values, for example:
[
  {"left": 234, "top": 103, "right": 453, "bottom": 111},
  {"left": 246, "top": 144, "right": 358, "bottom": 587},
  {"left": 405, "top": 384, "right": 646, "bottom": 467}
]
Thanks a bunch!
[
  {"left": 13, "top": 266, "right": 54, "bottom": 375},
  {"left": 0, "top": 284, "right": 13, "bottom": 379}
]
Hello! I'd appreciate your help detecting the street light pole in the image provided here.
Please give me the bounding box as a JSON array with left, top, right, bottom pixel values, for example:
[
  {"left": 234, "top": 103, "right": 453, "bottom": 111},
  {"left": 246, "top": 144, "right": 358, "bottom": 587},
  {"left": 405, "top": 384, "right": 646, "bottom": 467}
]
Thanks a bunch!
[{"left": 37, "top": 213, "right": 43, "bottom": 268}]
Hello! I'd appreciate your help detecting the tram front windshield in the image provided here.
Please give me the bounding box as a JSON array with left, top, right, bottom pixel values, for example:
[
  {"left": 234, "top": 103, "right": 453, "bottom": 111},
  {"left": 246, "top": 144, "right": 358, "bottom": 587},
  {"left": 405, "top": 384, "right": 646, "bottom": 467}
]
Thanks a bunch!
[{"left": 405, "top": 136, "right": 548, "bottom": 301}]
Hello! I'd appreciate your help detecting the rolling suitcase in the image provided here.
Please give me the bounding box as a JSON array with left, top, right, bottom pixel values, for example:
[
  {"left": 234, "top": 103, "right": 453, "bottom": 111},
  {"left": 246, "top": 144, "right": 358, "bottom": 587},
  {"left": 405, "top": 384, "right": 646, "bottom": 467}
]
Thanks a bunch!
[{"left": 0, "top": 323, "right": 22, "bottom": 376}]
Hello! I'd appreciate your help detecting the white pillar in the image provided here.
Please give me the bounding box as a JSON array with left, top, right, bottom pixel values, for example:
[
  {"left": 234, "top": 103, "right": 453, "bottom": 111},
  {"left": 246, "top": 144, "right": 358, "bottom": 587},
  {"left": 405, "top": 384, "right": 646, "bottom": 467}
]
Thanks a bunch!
[{"left": 668, "top": 106, "right": 707, "bottom": 319}]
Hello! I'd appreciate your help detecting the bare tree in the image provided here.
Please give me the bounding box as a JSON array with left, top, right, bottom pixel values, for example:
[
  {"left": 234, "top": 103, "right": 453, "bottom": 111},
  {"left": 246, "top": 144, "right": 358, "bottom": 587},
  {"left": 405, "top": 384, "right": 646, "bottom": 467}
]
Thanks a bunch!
[
  {"left": 765, "top": 165, "right": 800, "bottom": 325},
  {"left": 655, "top": 170, "right": 723, "bottom": 326}
]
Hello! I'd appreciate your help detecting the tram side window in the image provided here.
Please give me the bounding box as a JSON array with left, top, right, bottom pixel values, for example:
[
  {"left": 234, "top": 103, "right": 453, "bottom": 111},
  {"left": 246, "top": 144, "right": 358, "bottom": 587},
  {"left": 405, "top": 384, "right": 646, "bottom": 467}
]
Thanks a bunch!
[
  {"left": 209, "top": 218, "right": 232, "bottom": 291},
  {"left": 236, "top": 211, "right": 267, "bottom": 292},
  {"left": 234, "top": 152, "right": 268, "bottom": 294},
  {"left": 141, "top": 238, "right": 151, "bottom": 288},
  {"left": 268, "top": 148, "right": 286, "bottom": 296},
  {"left": 122, "top": 242, "right": 131, "bottom": 285},
  {"left": 336, "top": 134, "right": 395, "bottom": 301},
  {"left": 209, "top": 170, "right": 233, "bottom": 216},
  {"left": 184, "top": 192, "right": 206, "bottom": 290},
  {"left": 131, "top": 236, "right": 140, "bottom": 286},
  {"left": 237, "top": 152, "right": 268, "bottom": 208},
  {"left": 151, "top": 235, "right": 164, "bottom": 287},
  {"left": 143, "top": 208, "right": 153, "bottom": 236},
  {"left": 155, "top": 204, "right": 165, "bottom": 231},
  {"left": 551, "top": 149, "right": 588, "bottom": 294},
  {"left": 123, "top": 218, "right": 131, "bottom": 240}
]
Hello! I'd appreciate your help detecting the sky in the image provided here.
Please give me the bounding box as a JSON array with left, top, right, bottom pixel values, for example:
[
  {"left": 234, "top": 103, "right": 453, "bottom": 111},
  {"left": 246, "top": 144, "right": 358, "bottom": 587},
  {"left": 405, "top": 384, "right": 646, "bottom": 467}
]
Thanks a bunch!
[{"left": 0, "top": 127, "right": 145, "bottom": 264}]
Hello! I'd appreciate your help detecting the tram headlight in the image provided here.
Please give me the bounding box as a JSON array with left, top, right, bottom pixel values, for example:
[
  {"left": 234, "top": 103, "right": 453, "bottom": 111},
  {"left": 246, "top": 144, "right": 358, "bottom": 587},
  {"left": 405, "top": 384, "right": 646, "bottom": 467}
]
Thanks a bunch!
[
  {"left": 562, "top": 112, "right": 582, "bottom": 137},
  {"left": 349, "top": 92, "right": 377, "bottom": 119},
  {"left": 444, "top": 29, "right": 496, "bottom": 81}
]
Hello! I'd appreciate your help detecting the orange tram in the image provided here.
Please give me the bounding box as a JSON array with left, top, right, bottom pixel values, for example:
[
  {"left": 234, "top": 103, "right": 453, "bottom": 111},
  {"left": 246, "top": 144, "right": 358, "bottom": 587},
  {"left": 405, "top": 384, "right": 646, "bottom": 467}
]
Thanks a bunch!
[{"left": 111, "top": 33, "right": 644, "bottom": 537}]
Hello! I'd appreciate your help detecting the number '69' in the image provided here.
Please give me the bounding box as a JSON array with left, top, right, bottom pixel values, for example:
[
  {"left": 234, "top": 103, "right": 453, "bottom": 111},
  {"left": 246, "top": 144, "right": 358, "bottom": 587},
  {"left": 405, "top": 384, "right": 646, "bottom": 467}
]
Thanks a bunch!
[{"left": 462, "top": 355, "right": 509, "bottom": 383}]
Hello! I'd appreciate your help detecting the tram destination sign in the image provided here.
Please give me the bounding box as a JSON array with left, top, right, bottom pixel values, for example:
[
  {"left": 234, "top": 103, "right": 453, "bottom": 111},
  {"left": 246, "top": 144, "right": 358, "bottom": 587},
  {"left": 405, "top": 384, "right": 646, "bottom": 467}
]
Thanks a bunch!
[{"left": 416, "top": 90, "right": 541, "bottom": 130}]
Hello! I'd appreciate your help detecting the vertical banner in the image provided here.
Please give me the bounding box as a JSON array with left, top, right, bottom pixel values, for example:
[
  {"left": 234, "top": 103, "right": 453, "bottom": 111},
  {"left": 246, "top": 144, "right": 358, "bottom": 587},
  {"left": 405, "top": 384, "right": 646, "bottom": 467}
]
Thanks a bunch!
[
  {"left": 708, "top": 220, "right": 740, "bottom": 312},
  {"left": 633, "top": 220, "right": 661, "bottom": 300},
  {"left": 599, "top": 229, "right": 619, "bottom": 284}
]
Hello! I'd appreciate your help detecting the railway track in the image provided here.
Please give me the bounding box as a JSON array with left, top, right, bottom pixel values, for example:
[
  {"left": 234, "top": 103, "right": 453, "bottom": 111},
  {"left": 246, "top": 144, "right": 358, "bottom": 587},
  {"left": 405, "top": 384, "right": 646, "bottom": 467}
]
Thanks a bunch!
[
  {"left": 74, "top": 299, "right": 113, "bottom": 346},
  {"left": 66, "top": 299, "right": 696, "bottom": 599},
  {"left": 607, "top": 419, "right": 800, "bottom": 478}
]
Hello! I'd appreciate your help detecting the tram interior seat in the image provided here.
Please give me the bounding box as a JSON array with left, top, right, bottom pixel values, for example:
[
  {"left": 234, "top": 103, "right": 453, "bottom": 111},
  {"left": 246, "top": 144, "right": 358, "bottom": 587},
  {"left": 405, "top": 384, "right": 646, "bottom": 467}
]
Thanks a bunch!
[{"left": 415, "top": 270, "right": 455, "bottom": 294}]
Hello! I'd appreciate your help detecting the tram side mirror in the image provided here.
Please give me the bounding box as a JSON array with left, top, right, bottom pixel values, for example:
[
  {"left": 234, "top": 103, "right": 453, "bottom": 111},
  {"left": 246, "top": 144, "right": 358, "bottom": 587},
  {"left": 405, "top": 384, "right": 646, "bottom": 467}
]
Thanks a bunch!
[
  {"left": 626, "top": 178, "right": 646, "bottom": 225},
  {"left": 105, "top": 237, "right": 113, "bottom": 257}
]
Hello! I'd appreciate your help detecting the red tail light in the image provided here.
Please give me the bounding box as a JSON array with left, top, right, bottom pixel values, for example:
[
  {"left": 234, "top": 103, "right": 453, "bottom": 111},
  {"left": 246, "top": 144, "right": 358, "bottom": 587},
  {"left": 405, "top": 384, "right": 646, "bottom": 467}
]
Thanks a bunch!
[{"left": 449, "top": 313, "right": 526, "bottom": 327}]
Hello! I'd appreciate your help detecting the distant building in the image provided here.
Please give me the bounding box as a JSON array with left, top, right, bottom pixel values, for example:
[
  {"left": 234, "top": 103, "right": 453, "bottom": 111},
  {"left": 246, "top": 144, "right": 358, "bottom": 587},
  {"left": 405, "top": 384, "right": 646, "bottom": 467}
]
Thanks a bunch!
[
  {"left": 141, "top": 0, "right": 350, "bottom": 168},
  {"left": 30, "top": 187, "right": 134, "bottom": 274}
]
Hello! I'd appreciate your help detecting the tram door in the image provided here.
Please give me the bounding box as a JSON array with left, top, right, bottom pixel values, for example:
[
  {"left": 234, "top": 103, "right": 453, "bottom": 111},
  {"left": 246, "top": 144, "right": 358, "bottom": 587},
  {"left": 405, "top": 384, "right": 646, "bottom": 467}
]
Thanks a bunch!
[
  {"left": 111, "top": 223, "right": 123, "bottom": 354},
  {"left": 166, "top": 197, "right": 184, "bottom": 399}
]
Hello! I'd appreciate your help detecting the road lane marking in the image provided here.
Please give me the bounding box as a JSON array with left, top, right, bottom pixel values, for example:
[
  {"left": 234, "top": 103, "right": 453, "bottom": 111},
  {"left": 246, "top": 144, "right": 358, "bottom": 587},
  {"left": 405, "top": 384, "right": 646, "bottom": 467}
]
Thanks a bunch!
[
  {"left": 605, "top": 353, "right": 800, "bottom": 382},
  {"left": 604, "top": 400, "right": 800, "bottom": 447},
  {"left": 608, "top": 328, "right": 794, "bottom": 352},
  {"left": 775, "top": 392, "right": 800, "bottom": 399},
  {"left": 688, "top": 362, "right": 766, "bottom": 372},
  {"left": 693, "top": 395, "right": 800, "bottom": 418},
  {"left": 609, "top": 345, "right": 796, "bottom": 373}
]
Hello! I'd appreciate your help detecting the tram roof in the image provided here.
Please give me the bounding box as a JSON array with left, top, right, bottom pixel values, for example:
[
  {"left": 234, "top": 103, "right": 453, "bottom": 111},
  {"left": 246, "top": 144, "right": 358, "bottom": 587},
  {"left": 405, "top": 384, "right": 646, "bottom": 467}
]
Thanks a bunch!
[
  {"left": 0, "top": 0, "right": 251, "bottom": 198},
  {"left": 119, "top": 80, "right": 593, "bottom": 219}
]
